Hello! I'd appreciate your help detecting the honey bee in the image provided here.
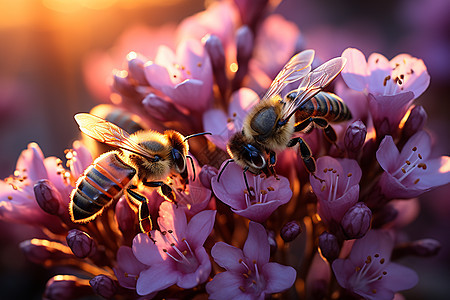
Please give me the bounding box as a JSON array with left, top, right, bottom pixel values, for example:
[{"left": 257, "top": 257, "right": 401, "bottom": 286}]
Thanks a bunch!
[
  {"left": 69, "top": 113, "right": 209, "bottom": 233},
  {"left": 221, "top": 50, "right": 350, "bottom": 190}
]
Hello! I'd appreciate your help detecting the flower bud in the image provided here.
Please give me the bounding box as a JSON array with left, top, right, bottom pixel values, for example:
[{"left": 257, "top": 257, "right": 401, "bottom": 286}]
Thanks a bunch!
[
  {"left": 236, "top": 26, "right": 253, "bottom": 64},
  {"left": 234, "top": 0, "right": 268, "bottom": 26},
  {"left": 20, "top": 239, "right": 72, "bottom": 265},
  {"left": 199, "top": 165, "right": 218, "bottom": 189},
  {"left": 402, "top": 105, "right": 427, "bottom": 139},
  {"left": 393, "top": 239, "right": 441, "bottom": 259},
  {"left": 34, "top": 179, "right": 62, "bottom": 215},
  {"left": 89, "top": 274, "right": 117, "bottom": 299},
  {"left": 341, "top": 202, "right": 372, "bottom": 239},
  {"left": 344, "top": 120, "right": 367, "bottom": 154},
  {"left": 66, "top": 229, "right": 97, "bottom": 258},
  {"left": 44, "top": 275, "right": 92, "bottom": 300},
  {"left": 142, "top": 93, "right": 177, "bottom": 122},
  {"left": 280, "top": 220, "right": 302, "bottom": 242},
  {"left": 204, "top": 34, "right": 227, "bottom": 98},
  {"left": 318, "top": 231, "right": 340, "bottom": 262},
  {"left": 112, "top": 70, "right": 138, "bottom": 98},
  {"left": 126, "top": 52, "right": 149, "bottom": 86}
]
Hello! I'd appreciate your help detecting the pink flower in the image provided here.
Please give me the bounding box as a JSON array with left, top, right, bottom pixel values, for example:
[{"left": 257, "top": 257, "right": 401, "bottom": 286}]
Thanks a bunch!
[
  {"left": 203, "top": 87, "right": 259, "bottom": 150},
  {"left": 206, "top": 222, "right": 296, "bottom": 299},
  {"left": 332, "top": 230, "right": 418, "bottom": 300},
  {"left": 310, "top": 157, "right": 362, "bottom": 226},
  {"left": 376, "top": 131, "right": 450, "bottom": 199},
  {"left": 144, "top": 39, "right": 213, "bottom": 113},
  {"left": 211, "top": 161, "right": 292, "bottom": 223},
  {"left": 341, "top": 48, "right": 430, "bottom": 99},
  {"left": 132, "top": 202, "right": 216, "bottom": 296},
  {"left": 114, "top": 246, "right": 149, "bottom": 292},
  {"left": 0, "top": 142, "right": 91, "bottom": 233}
]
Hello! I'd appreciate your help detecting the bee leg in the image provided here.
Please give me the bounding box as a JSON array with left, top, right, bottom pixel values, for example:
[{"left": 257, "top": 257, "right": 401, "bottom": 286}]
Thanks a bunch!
[
  {"left": 242, "top": 166, "right": 254, "bottom": 197},
  {"left": 309, "top": 117, "right": 338, "bottom": 145},
  {"left": 294, "top": 117, "right": 314, "bottom": 133},
  {"left": 268, "top": 150, "right": 279, "bottom": 179},
  {"left": 126, "top": 188, "right": 154, "bottom": 239},
  {"left": 143, "top": 181, "right": 177, "bottom": 205},
  {"left": 287, "top": 137, "right": 324, "bottom": 183}
]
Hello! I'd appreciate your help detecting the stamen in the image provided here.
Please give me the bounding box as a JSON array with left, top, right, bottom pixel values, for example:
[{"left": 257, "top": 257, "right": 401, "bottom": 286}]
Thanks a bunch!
[{"left": 163, "top": 249, "right": 182, "bottom": 263}]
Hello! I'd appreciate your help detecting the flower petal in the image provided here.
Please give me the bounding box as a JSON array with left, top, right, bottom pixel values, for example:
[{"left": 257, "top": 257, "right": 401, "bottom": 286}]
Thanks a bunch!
[
  {"left": 376, "top": 135, "right": 400, "bottom": 174},
  {"left": 263, "top": 262, "right": 296, "bottom": 293},
  {"left": 158, "top": 202, "right": 187, "bottom": 238},
  {"left": 186, "top": 209, "right": 216, "bottom": 248},
  {"left": 211, "top": 242, "right": 245, "bottom": 272},
  {"left": 136, "top": 263, "right": 177, "bottom": 295},
  {"left": 132, "top": 233, "right": 163, "bottom": 266},
  {"left": 206, "top": 271, "right": 248, "bottom": 300},
  {"left": 341, "top": 48, "right": 368, "bottom": 92},
  {"left": 243, "top": 222, "right": 269, "bottom": 265},
  {"left": 177, "top": 247, "right": 211, "bottom": 288}
]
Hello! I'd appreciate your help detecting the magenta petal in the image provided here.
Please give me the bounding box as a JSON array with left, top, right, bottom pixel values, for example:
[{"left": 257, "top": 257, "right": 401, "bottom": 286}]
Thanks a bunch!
[
  {"left": 169, "top": 79, "right": 208, "bottom": 109},
  {"left": 136, "top": 263, "right": 177, "bottom": 295},
  {"left": 232, "top": 200, "right": 284, "bottom": 223},
  {"left": 376, "top": 136, "right": 399, "bottom": 173},
  {"left": 186, "top": 209, "right": 216, "bottom": 249},
  {"left": 16, "top": 143, "right": 47, "bottom": 181},
  {"left": 381, "top": 262, "right": 419, "bottom": 292},
  {"left": 132, "top": 233, "right": 163, "bottom": 266},
  {"left": 177, "top": 247, "right": 211, "bottom": 288},
  {"left": 263, "top": 262, "right": 296, "bottom": 293},
  {"left": 349, "top": 230, "right": 393, "bottom": 266},
  {"left": 203, "top": 109, "right": 230, "bottom": 150},
  {"left": 341, "top": 48, "right": 368, "bottom": 91},
  {"left": 211, "top": 242, "right": 245, "bottom": 272},
  {"left": 158, "top": 202, "right": 187, "bottom": 239},
  {"left": 243, "top": 222, "right": 269, "bottom": 265},
  {"left": 206, "top": 271, "right": 247, "bottom": 300},
  {"left": 144, "top": 63, "right": 172, "bottom": 88}
]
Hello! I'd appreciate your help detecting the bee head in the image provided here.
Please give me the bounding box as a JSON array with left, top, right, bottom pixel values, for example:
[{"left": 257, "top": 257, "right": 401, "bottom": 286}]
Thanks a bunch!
[
  {"left": 227, "top": 132, "right": 267, "bottom": 173},
  {"left": 165, "top": 130, "right": 189, "bottom": 174}
]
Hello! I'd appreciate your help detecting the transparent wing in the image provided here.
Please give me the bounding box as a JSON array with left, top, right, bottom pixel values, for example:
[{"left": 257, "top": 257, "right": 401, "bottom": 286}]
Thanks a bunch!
[
  {"left": 74, "top": 113, "right": 154, "bottom": 159},
  {"left": 280, "top": 56, "right": 347, "bottom": 122},
  {"left": 261, "top": 49, "right": 315, "bottom": 101}
]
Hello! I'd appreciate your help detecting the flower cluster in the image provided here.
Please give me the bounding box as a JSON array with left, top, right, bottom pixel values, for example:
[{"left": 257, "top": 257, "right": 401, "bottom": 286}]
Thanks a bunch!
[{"left": 1, "top": 0, "right": 449, "bottom": 299}]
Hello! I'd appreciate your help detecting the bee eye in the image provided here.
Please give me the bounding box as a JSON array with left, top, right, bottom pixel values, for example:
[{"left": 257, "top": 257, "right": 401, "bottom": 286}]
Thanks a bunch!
[
  {"left": 243, "top": 144, "right": 266, "bottom": 169},
  {"left": 172, "top": 149, "right": 186, "bottom": 173}
]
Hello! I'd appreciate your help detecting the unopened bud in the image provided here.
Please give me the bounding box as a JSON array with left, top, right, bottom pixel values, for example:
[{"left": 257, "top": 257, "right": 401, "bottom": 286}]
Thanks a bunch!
[
  {"left": 142, "top": 93, "right": 177, "bottom": 122},
  {"left": 402, "top": 105, "right": 427, "bottom": 139},
  {"left": 20, "top": 239, "right": 72, "bottom": 265},
  {"left": 66, "top": 229, "right": 97, "bottom": 258},
  {"left": 204, "top": 34, "right": 227, "bottom": 97},
  {"left": 33, "top": 179, "right": 62, "bottom": 215},
  {"left": 393, "top": 239, "right": 441, "bottom": 259},
  {"left": 112, "top": 70, "right": 137, "bottom": 97},
  {"left": 90, "top": 274, "right": 117, "bottom": 299},
  {"left": 115, "top": 196, "right": 137, "bottom": 234},
  {"left": 236, "top": 26, "right": 253, "bottom": 64},
  {"left": 233, "top": 0, "right": 268, "bottom": 27},
  {"left": 127, "top": 52, "right": 149, "bottom": 86},
  {"left": 44, "top": 275, "right": 91, "bottom": 300},
  {"left": 199, "top": 165, "right": 218, "bottom": 189},
  {"left": 280, "top": 220, "right": 302, "bottom": 242},
  {"left": 341, "top": 202, "right": 372, "bottom": 239},
  {"left": 344, "top": 120, "right": 367, "bottom": 154},
  {"left": 318, "top": 231, "right": 340, "bottom": 262}
]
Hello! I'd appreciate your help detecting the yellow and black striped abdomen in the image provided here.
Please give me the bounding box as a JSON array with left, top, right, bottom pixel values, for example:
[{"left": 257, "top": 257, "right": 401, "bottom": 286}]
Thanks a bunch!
[
  {"left": 69, "top": 151, "right": 136, "bottom": 222},
  {"left": 297, "top": 91, "right": 352, "bottom": 122}
]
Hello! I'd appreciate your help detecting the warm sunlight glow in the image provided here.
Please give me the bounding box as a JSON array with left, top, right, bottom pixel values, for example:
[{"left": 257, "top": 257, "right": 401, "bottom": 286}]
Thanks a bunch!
[
  {"left": 399, "top": 106, "right": 412, "bottom": 129},
  {"left": 229, "top": 62, "right": 238, "bottom": 73},
  {"left": 439, "top": 157, "right": 450, "bottom": 173}
]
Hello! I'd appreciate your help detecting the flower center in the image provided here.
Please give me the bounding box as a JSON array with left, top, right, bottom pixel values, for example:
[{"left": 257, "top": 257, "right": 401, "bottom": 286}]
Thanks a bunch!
[
  {"left": 349, "top": 253, "right": 388, "bottom": 295},
  {"left": 161, "top": 229, "right": 199, "bottom": 274},
  {"left": 392, "top": 146, "right": 426, "bottom": 184},
  {"left": 238, "top": 259, "right": 265, "bottom": 296},
  {"left": 243, "top": 175, "right": 275, "bottom": 207},
  {"left": 320, "top": 168, "right": 353, "bottom": 202}
]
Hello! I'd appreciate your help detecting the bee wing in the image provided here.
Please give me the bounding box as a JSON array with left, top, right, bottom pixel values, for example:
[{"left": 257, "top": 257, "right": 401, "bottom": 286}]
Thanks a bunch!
[
  {"left": 280, "top": 56, "right": 347, "bottom": 123},
  {"left": 261, "top": 49, "right": 315, "bottom": 102},
  {"left": 74, "top": 113, "right": 155, "bottom": 159}
]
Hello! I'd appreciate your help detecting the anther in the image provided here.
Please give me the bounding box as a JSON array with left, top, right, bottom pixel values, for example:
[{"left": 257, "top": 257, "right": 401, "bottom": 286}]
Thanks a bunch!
[
  {"left": 239, "top": 286, "right": 246, "bottom": 292},
  {"left": 347, "top": 173, "right": 352, "bottom": 177},
  {"left": 412, "top": 147, "right": 417, "bottom": 151},
  {"left": 372, "top": 289, "right": 377, "bottom": 294},
  {"left": 418, "top": 153, "right": 423, "bottom": 159},
  {"left": 414, "top": 179, "right": 420, "bottom": 184},
  {"left": 267, "top": 186, "right": 274, "bottom": 191},
  {"left": 380, "top": 258, "right": 385, "bottom": 264}
]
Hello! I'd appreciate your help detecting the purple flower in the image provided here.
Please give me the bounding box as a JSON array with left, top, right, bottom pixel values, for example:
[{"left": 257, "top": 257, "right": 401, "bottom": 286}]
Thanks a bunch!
[
  {"left": 144, "top": 39, "right": 213, "bottom": 113},
  {"left": 332, "top": 229, "right": 418, "bottom": 300},
  {"left": 203, "top": 87, "right": 259, "bottom": 150},
  {"left": 341, "top": 48, "right": 430, "bottom": 99},
  {"left": 376, "top": 131, "right": 450, "bottom": 199},
  {"left": 206, "top": 222, "right": 296, "bottom": 299},
  {"left": 211, "top": 161, "right": 292, "bottom": 223},
  {"left": 114, "top": 246, "right": 148, "bottom": 291},
  {"left": 310, "top": 157, "right": 362, "bottom": 226},
  {"left": 132, "top": 202, "right": 216, "bottom": 296}
]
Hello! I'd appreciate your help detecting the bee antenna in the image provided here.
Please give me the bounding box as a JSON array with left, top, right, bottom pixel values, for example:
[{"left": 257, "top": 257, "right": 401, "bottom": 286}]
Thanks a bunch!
[
  {"left": 217, "top": 159, "right": 234, "bottom": 182},
  {"left": 186, "top": 155, "right": 196, "bottom": 181},
  {"left": 183, "top": 132, "right": 212, "bottom": 142}
]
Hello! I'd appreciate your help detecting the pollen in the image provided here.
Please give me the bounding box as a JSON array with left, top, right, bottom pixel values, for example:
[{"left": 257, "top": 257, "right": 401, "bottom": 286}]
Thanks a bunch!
[
  {"left": 267, "top": 186, "right": 274, "bottom": 191},
  {"left": 380, "top": 258, "right": 385, "bottom": 264},
  {"left": 7, "top": 196, "right": 12, "bottom": 200}
]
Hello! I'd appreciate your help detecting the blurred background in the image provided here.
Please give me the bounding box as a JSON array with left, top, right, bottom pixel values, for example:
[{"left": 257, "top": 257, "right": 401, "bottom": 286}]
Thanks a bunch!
[{"left": 0, "top": 0, "right": 448, "bottom": 299}]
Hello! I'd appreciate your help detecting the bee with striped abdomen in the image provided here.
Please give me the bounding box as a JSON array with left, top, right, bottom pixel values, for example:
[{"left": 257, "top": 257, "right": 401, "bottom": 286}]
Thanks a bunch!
[
  {"left": 69, "top": 113, "right": 208, "bottom": 234},
  {"left": 221, "top": 50, "right": 350, "bottom": 191}
]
